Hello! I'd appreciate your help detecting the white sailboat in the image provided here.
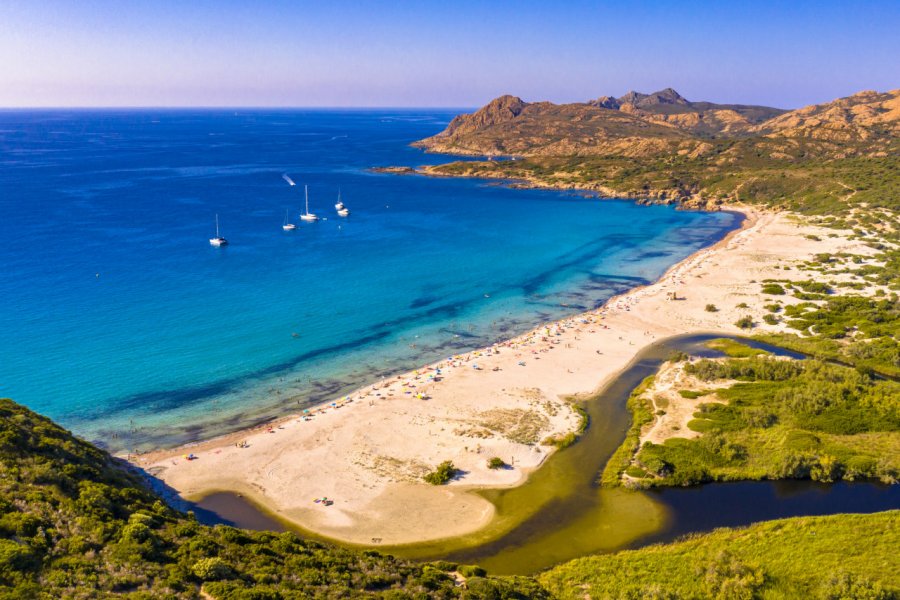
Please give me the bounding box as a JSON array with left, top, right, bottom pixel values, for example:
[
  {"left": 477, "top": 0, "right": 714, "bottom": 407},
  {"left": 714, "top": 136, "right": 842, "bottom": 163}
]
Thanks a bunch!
[
  {"left": 209, "top": 214, "right": 228, "bottom": 246},
  {"left": 300, "top": 185, "right": 319, "bottom": 222},
  {"left": 335, "top": 189, "right": 350, "bottom": 217},
  {"left": 282, "top": 209, "right": 296, "bottom": 231}
]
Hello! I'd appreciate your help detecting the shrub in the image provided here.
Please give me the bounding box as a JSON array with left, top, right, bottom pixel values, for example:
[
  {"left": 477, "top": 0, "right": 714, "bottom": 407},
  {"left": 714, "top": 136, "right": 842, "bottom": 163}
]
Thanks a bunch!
[
  {"left": 735, "top": 316, "right": 754, "bottom": 329},
  {"left": 424, "top": 461, "right": 458, "bottom": 485},
  {"left": 542, "top": 431, "right": 577, "bottom": 449},
  {"left": 762, "top": 283, "right": 786, "bottom": 295},
  {"left": 487, "top": 457, "right": 507, "bottom": 469},
  {"left": 705, "top": 304, "right": 718, "bottom": 312},
  {"left": 191, "top": 557, "right": 233, "bottom": 581},
  {"left": 458, "top": 564, "right": 487, "bottom": 578},
  {"left": 763, "top": 314, "right": 780, "bottom": 325}
]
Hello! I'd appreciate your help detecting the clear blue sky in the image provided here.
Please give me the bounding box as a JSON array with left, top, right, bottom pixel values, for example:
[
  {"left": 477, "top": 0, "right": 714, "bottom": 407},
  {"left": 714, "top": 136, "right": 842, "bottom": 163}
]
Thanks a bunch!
[{"left": 1, "top": 0, "right": 897, "bottom": 108}]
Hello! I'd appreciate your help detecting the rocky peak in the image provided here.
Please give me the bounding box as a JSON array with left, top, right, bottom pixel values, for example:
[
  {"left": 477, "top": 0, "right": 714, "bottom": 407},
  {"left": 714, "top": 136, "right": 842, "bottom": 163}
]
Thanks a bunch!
[
  {"left": 618, "top": 90, "right": 648, "bottom": 106},
  {"left": 590, "top": 95, "right": 621, "bottom": 110},
  {"left": 440, "top": 94, "right": 528, "bottom": 138},
  {"left": 619, "top": 88, "right": 690, "bottom": 108}
]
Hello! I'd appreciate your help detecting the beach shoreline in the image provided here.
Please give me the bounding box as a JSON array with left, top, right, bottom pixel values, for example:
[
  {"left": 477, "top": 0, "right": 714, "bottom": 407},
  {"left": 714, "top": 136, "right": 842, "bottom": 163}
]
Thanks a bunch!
[{"left": 132, "top": 202, "right": 875, "bottom": 546}]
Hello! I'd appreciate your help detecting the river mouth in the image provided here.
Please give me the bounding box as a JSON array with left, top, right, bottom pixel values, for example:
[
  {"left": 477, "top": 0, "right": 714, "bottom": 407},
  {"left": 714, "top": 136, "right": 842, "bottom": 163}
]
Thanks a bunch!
[{"left": 192, "top": 333, "right": 899, "bottom": 574}]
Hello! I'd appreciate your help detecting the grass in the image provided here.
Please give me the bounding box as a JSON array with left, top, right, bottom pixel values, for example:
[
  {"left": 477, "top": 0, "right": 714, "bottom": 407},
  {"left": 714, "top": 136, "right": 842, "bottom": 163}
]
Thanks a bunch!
[
  {"left": 706, "top": 338, "right": 770, "bottom": 358},
  {"left": 600, "top": 375, "right": 656, "bottom": 486},
  {"left": 539, "top": 511, "right": 900, "bottom": 600}
]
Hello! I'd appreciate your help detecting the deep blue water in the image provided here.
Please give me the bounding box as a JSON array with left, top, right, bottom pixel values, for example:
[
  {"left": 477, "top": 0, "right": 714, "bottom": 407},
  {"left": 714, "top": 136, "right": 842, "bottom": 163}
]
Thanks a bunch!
[{"left": 0, "top": 109, "right": 739, "bottom": 451}]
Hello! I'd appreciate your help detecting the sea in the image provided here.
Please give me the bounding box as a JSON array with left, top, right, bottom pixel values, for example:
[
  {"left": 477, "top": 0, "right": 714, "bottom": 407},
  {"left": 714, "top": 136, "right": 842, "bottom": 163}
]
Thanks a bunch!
[{"left": 0, "top": 109, "right": 740, "bottom": 452}]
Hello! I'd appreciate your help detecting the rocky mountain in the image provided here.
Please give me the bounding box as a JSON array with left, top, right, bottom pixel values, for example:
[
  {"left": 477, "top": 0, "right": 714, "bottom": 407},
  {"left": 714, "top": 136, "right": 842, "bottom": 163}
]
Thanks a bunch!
[
  {"left": 750, "top": 89, "right": 900, "bottom": 147},
  {"left": 417, "top": 88, "right": 899, "bottom": 159},
  {"left": 417, "top": 88, "right": 790, "bottom": 156},
  {"left": 416, "top": 93, "right": 697, "bottom": 157}
]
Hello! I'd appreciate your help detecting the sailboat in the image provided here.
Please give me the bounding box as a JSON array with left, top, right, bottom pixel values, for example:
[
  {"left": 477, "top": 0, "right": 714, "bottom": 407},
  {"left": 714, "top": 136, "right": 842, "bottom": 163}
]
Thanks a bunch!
[
  {"left": 300, "top": 185, "right": 319, "bottom": 222},
  {"left": 335, "top": 189, "right": 350, "bottom": 217},
  {"left": 209, "top": 214, "right": 228, "bottom": 246},
  {"left": 282, "top": 209, "right": 296, "bottom": 231}
]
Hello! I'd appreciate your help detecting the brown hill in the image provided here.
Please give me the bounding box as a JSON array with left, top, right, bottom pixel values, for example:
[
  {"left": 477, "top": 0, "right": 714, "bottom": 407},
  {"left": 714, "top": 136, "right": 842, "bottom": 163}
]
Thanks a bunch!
[
  {"left": 416, "top": 94, "right": 697, "bottom": 157},
  {"left": 416, "top": 88, "right": 899, "bottom": 160},
  {"left": 750, "top": 89, "right": 900, "bottom": 145}
]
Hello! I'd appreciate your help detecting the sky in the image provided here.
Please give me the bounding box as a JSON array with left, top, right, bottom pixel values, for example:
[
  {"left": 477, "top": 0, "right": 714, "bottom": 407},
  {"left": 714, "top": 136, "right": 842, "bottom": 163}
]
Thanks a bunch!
[{"left": 0, "top": 0, "right": 898, "bottom": 109}]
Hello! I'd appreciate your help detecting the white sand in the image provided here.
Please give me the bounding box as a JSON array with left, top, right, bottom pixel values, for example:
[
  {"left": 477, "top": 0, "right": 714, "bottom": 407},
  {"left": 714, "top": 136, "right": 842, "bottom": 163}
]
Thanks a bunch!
[{"left": 135, "top": 207, "right": 875, "bottom": 545}]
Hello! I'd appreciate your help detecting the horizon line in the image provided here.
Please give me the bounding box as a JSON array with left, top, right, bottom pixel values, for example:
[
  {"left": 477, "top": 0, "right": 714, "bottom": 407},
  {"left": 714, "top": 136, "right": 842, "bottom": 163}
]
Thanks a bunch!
[{"left": 0, "top": 105, "right": 478, "bottom": 111}]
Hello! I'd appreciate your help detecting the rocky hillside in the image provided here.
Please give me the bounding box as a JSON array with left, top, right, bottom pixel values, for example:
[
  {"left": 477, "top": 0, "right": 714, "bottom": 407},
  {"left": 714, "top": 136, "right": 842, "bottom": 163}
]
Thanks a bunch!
[
  {"left": 416, "top": 93, "right": 695, "bottom": 158},
  {"left": 749, "top": 89, "right": 900, "bottom": 157},
  {"left": 416, "top": 88, "right": 899, "bottom": 159}
]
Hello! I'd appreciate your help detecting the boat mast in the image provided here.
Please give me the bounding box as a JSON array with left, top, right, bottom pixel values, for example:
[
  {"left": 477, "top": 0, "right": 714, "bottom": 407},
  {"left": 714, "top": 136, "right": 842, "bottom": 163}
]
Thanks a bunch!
[
  {"left": 215, "top": 214, "right": 220, "bottom": 237},
  {"left": 305, "top": 185, "right": 309, "bottom": 215}
]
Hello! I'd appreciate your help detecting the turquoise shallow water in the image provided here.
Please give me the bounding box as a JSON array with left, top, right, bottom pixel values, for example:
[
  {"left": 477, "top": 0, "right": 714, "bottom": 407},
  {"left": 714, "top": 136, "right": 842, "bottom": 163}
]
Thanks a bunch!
[{"left": 0, "top": 109, "right": 740, "bottom": 452}]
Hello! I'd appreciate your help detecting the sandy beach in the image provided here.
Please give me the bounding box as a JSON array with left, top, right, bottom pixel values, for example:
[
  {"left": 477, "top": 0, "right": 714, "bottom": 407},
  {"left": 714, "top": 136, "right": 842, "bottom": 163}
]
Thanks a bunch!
[{"left": 134, "top": 206, "right": 878, "bottom": 545}]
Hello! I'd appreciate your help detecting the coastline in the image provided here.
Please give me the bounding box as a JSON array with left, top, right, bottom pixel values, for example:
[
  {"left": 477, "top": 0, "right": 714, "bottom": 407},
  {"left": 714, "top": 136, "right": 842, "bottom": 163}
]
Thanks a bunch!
[{"left": 132, "top": 202, "right": 876, "bottom": 547}]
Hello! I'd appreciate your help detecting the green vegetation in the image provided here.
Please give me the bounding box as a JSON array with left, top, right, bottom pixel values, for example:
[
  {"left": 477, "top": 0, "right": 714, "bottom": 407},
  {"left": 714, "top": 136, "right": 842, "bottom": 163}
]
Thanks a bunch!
[
  {"left": 761, "top": 283, "right": 786, "bottom": 295},
  {"left": 704, "top": 303, "right": 718, "bottom": 312},
  {"left": 487, "top": 457, "right": 508, "bottom": 470},
  {"left": 600, "top": 376, "right": 656, "bottom": 486},
  {"left": 735, "top": 315, "right": 754, "bottom": 329},
  {"left": 426, "top": 148, "right": 900, "bottom": 219},
  {"left": 758, "top": 293, "right": 900, "bottom": 378},
  {"left": 423, "top": 461, "right": 459, "bottom": 485},
  {"left": 625, "top": 356, "right": 899, "bottom": 486},
  {"left": 541, "top": 402, "right": 588, "bottom": 450},
  {"left": 541, "top": 432, "right": 577, "bottom": 450},
  {"left": 705, "top": 338, "right": 769, "bottom": 358},
  {"left": 539, "top": 512, "right": 900, "bottom": 600}
]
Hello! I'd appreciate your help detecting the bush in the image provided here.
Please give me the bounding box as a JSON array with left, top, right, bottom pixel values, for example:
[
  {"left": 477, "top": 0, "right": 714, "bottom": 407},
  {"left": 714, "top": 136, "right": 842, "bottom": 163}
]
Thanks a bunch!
[
  {"left": 423, "top": 461, "right": 458, "bottom": 485},
  {"left": 487, "top": 457, "right": 508, "bottom": 469},
  {"left": 458, "top": 564, "right": 487, "bottom": 578},
  {"left": 762, "top": 283, "right": 786, "bottom": 295},
  {"left": 191, "top": 557, "right": 233, "bottom": 581},
  {"left": 735, "top": 316, "right": 754, "bottom": 329},
  {"left": 705, "top": 304, "right": 718, "bottom": 312},
  {"left": 763, "top": 314, "right": 780, "bottom": 325},
  {"left": 542, "top": 431, "right": 577, "bottom": 449}
]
